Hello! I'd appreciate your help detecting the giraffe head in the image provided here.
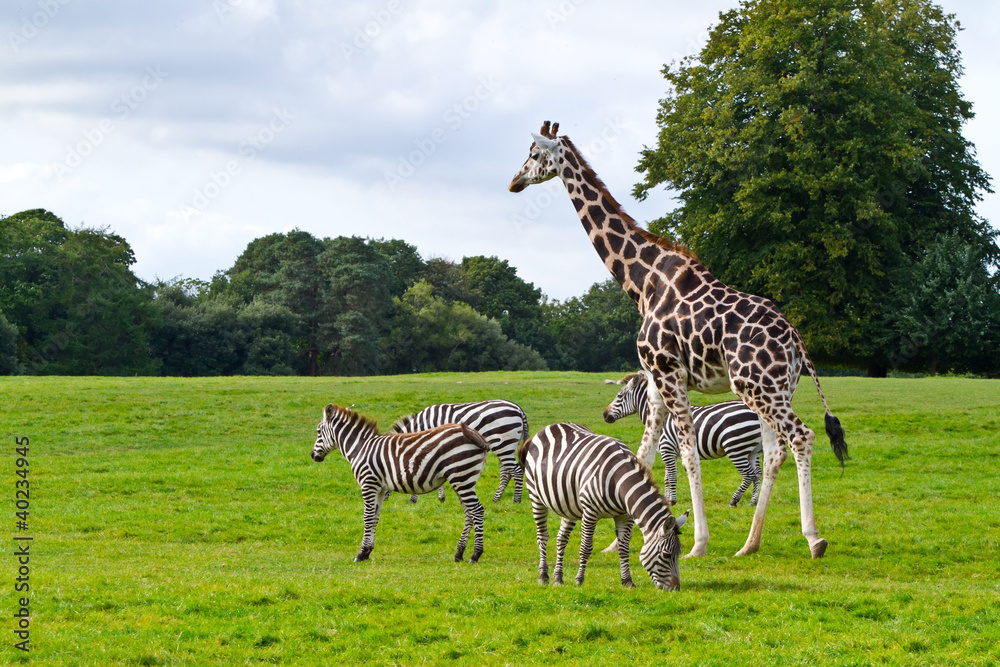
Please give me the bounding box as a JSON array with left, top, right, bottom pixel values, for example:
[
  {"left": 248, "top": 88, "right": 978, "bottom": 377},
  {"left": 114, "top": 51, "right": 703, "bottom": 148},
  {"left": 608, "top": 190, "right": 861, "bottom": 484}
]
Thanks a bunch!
[{"left": 508, "top": 120, "right": 561, "bottom": 193}]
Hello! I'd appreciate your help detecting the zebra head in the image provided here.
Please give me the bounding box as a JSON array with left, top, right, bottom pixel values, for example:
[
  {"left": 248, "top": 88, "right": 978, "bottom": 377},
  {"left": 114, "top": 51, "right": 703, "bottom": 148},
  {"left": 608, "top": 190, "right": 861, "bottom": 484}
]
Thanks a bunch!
[
  {"left": 639, "top": 509, "right": 687, "bottom": 591},
  {"left": 311, "top": 404, "right": 340, "bottom": 462},
  {"left": 603, "top": 372, "right": 646, "bottom": 423}
]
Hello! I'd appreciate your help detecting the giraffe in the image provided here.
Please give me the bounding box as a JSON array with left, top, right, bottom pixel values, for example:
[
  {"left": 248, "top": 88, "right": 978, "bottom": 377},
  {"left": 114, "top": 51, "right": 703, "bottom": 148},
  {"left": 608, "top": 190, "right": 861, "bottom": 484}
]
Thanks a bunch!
[{"left": 509, "top": 121, "right": 848, "bottom": 558}]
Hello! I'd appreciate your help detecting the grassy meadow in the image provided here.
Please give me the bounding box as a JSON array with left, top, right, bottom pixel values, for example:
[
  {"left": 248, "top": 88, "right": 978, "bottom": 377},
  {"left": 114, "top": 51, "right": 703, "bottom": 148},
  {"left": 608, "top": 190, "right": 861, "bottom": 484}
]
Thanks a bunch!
[{"left": 1, "top": 372, "right": 999, "bottom": 665}]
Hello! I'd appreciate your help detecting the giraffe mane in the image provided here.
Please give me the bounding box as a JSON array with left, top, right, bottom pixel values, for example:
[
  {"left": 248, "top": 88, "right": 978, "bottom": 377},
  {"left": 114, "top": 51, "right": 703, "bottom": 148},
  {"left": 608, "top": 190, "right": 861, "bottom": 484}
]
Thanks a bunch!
[
  {"left": 326, "top": 403, "right": 380, "bottom": 436},
  {"left": 559, "top": 136, "right": 696, "bottom": 260}
]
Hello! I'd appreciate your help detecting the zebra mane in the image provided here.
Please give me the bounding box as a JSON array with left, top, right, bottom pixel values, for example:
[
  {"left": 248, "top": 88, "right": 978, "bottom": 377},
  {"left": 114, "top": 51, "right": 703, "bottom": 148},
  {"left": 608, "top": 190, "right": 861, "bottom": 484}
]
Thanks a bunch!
[
  {"left": 619, "top": 372, "right": 638, "bottom": 385},
  {"left": 325, "top": 403, "right": 380, "bottom": 436},
  {"left": 389, "top": 413, "right": 415, "bottom": 434},
  {"left": 622, "top": 445, "right": 672, "bottom": 513}
]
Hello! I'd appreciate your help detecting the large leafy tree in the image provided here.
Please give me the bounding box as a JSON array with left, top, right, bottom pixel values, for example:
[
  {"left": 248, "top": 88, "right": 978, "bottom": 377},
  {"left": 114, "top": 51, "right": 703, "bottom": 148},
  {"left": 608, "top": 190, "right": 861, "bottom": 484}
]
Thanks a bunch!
[
  {"left": 881, "top": 234, "right": 1000, "bottom": 375},
  {"left": 1, "top": 209, "right": 160, "bottom": 375},
  {"left": 634, "top": 0, "right": 995, "bottom": 372},
  {"left": 385, "top": 281, "right": 547, "bottom": 373},
  {"left": 460, "top": 255, "right": 549, "bottom": 353},
  {"left": 543, "top": 279, "right": 643, "bottom": 372}
]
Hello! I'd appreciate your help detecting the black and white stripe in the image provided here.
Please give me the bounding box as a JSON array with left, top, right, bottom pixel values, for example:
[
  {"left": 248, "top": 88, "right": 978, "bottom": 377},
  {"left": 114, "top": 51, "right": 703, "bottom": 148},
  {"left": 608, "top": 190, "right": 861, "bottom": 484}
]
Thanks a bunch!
[
  {"left": 518, "top": 423, "right": 685, "bottom": 590},
  {"left": 311, "top": 403, "right": 488, "bottom": 563},
  {"left": 604, "top": 371, "right": 764, "bottom": 508},
  {"left": 391, "top": 400, "right": 528, "bottom": 504}
]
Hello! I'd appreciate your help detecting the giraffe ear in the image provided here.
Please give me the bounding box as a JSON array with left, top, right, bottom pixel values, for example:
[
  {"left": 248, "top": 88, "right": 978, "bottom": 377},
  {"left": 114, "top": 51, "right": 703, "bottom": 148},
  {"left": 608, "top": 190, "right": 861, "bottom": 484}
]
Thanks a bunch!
[{"left": 531, "top": 133, "right": 558, "bottom": 151}]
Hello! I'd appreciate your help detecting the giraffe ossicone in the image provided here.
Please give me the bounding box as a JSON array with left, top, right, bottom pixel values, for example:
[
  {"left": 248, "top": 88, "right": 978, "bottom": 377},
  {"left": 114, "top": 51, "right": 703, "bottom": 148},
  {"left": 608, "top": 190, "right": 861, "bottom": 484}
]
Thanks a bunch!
[{"left": 510, "top": 120, "right": 848, "bottom": 559}]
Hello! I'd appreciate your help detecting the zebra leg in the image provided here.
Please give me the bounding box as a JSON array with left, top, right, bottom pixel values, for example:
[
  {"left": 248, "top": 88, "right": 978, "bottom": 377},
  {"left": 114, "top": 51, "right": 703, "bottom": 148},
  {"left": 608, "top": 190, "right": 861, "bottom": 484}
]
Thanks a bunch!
[
  {"left": 513, "top": 464, "right": 524, "bottom": 503},
  {"left": 532, "top": 499, "right": 551, "bottom": 584},
  {"left": 452, "top": 483, "right": 485, "bottom": 563},
  {"left": 438, "top": 486, "right": 446, "bottom": 502},
  {"left": 553, "top": 517, "right": 577, "bottom": 586},
  {"left": 663, "top": 441, "right": 679, "bottom": 506},
  {"left": 409, "top": 494, "right": 418, "bottom": 503},
  {"left": 750, "top": 453, "right": 762, "bottom": 506},
  {"left": 614, "top": 516, "right": 635, "bottom": 588},
  {"left": 574, "top": 512, "right": 599, "bottom": 586},
  {"left": 356, "top": 486, "right": 386, "bottom": 562},
  {"left": 492, "top": 467, "right": 513, "bottom": 502},
  {"left": 728, "top": 456, "right": 757, "bottom": 507}
]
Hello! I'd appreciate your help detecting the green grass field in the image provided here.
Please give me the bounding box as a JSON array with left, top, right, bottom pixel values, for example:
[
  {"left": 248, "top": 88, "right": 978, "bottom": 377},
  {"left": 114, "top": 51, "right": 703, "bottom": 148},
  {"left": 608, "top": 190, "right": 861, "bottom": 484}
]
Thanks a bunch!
[{"left": 1, "top": 373, "right": 999, "bottom": 665}]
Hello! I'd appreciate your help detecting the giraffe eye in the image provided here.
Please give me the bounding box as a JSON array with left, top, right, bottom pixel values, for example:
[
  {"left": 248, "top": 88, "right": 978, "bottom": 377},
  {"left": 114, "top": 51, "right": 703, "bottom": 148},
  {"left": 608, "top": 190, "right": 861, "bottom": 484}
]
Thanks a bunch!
[{"left": 530, "top": 152, "right": 540, "bottom": 160}]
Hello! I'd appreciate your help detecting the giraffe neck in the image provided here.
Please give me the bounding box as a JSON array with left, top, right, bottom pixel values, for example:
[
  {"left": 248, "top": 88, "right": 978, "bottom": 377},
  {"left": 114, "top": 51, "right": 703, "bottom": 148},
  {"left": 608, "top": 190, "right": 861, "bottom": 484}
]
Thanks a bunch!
[{"left": 556, "top": 138, "right": 668, "bottom": 306}]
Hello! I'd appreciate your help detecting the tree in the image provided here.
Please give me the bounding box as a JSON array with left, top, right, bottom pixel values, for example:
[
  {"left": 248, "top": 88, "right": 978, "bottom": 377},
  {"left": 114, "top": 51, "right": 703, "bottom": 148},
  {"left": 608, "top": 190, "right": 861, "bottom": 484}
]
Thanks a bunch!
[
  {"left": 316, "top": 236, "right": 394, "bottom": 375},
  {"left": 882, "top": 234, "right": 1000, "bottom": 375},
  {"left": 543, "top": 279, "right": 643, "bottom": 372},
  {"left": 385, "top": 281, "right": 547, "bottom": 373},
  {"left": 370, "top": 238, "right": 425, "bottom": 298},
  {"left": 1, "top": 210, "right": 160, "bottom": 375},
  {"left": 460, "top": 255, "right": 549, "bottom": 353},
  {"left": 0, "top": 311, "right": 22, "bottom": 375},
  {"left": 634, "top": 0, "right": 995, "bottom": 372}
]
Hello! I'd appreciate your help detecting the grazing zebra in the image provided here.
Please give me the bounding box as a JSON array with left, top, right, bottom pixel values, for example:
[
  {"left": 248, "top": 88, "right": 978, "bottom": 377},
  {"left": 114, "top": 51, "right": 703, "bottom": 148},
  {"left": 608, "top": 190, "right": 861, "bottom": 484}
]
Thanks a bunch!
[
  {"left": 604, "top": 371, "right": 765, "bottom": 508},
  {"left": 311, "top": 403, "right": 488, "bottom": 563},
  {"left": 518, "top": 423, "right": 686, "bottom": 590},
  {"left": 391, "top": 400, "right": 528, "bottom": 504}
]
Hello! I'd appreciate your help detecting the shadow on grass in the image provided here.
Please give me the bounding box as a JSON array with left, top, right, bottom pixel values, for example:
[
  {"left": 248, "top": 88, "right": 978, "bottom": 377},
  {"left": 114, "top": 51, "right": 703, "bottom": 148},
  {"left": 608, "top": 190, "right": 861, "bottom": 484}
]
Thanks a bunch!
[{"left": 686, "top": 578, "right": 806, "bottom": 593}]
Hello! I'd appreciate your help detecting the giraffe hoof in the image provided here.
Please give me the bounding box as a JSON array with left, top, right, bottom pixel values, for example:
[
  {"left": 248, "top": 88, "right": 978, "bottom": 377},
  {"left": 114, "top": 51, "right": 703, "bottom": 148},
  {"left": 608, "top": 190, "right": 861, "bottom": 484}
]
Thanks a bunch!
[
  {"left": 683, "top": 548, "right": 707, "bottom": 559},
  {"left": 734, "top": 545, "right": 758, "bottom": 557},
  {"left": 810, "top": 539, "right": 828, "bottom": 559}
]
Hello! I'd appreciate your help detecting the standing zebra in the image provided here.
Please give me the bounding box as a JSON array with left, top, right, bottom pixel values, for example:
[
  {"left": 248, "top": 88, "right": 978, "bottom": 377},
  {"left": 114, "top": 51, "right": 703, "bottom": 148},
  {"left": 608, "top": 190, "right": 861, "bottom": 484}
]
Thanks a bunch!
[
  {"left": 391, "top": 400, "right": 528, "bottom": 504},
  {"left": 311, "top": 403, "right": 488, "bottom": 563},
  {"left": 519, "top": 423, "right": 686, "bottom": 590},
  {"left": 604, "top": 371, "right": 764, "bottom": 508}
]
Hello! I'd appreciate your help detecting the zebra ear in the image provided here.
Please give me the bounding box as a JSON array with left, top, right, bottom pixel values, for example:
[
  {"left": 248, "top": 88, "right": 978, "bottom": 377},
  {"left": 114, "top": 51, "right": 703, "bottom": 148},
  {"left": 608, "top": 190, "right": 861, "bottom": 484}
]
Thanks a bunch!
[
  {"left": 661, "top": 515, "right": 676, "bottom": 534},
  {"left": 675, "top": 509, "right": 689, "bottom": 529},
  {"left": 324, "top": 404, "right": 336, "bottom": 421}
]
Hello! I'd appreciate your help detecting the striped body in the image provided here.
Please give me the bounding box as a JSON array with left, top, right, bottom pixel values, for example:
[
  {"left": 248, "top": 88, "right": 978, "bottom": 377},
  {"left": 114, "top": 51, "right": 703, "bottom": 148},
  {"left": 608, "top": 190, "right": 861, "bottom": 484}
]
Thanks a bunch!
[
  {"left": 519, "top": 423, "right": 683, "bottom": 590},
  {"left": 604, "top": 371, "right": 764, "bottom": 507},
  {"left": 312, "top": 403, "right": 488, "bottom": 563},
  {"left": 392, "top": 400, "right": 528, "bottom": 503}
]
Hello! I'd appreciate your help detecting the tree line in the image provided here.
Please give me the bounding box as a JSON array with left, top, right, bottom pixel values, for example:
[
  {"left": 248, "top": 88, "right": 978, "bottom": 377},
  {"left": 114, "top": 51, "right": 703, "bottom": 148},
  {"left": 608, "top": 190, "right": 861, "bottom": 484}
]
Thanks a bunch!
[{"left": 0, "top": 209, "right": 642, "bottom": 376}]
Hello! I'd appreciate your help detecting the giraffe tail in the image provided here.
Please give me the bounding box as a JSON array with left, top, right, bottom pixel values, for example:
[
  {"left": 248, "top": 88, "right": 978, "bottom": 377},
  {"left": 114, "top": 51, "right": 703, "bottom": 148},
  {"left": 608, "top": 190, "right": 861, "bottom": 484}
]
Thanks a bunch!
[{"left": 792, "top": 328, "right": 849, "bottom": 471}]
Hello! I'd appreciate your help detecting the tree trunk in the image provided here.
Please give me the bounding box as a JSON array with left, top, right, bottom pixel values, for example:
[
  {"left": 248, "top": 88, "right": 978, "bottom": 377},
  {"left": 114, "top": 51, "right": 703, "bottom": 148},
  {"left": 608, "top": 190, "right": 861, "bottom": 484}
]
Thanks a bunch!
[{"left": 867, "top": 362, "right": 888, "bottom": 378}]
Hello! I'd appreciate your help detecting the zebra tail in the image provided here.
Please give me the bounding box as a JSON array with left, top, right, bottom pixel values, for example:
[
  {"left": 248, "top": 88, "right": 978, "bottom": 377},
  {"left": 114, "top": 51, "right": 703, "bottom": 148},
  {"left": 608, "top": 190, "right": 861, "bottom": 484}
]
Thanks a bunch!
[
  {"left": 460, "top": 424, "right": 490, "bottom": 452},
  {"left": 516, "top": 436, "right": 530, "bottom": 468},
  {"left": 792, "top": 327, "right": 849, "bottom": 471}
]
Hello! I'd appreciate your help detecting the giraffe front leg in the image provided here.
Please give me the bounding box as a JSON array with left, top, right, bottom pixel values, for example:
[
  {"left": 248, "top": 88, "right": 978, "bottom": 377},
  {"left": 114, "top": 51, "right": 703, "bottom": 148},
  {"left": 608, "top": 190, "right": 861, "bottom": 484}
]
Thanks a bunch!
[
  {"left": 532, "top": 500, "right": 550, "bottom": 584},
  {"left": 614, "top": 516, "right": 635, "bottom": 588},
  {"left": 356, "top": 486, "right": 386, "bottom": 562},
  {"left": 736, "top": 420, "right": 785, "bottom": 556},
  {"left": 651, "top": 370, "right": 708, "bottom": 557},
  {"left": 575, "top": 512, "right": 599, "bottom": 586},
  {"left": 554, "top": 517, "right": 576, "bottom": 585}
]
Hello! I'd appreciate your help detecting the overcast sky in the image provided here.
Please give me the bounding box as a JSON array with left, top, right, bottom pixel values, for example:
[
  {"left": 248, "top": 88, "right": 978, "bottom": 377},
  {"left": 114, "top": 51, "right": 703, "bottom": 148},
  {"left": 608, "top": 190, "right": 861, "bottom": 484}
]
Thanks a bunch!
[{"left": 2, "top": 1, "right": 997, "bottom": 300}]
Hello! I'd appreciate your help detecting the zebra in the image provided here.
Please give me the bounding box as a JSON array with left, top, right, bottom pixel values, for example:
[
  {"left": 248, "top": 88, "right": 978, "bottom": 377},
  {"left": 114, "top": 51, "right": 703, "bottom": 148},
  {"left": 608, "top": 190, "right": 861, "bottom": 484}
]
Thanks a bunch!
[
  {"left": 518, "top": 422, "right": 687, "bottom": 590},
  {"left": 390, "top": 400, "right": 528, "bottom": 504},
  {"left": 311, "top": 403, "right": 489, "bottom": 563},
  {"left": 603, "top": 371, "right": 765, "bottom": 508}
]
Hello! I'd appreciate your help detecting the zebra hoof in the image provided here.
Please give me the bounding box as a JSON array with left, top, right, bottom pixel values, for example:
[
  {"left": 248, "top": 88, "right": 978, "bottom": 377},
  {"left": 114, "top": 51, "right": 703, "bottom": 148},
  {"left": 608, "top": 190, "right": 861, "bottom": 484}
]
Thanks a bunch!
[
  {"left": 553, "top": 578, "right": 563, "bottom": 586},
  {"left": 574, "top": 577, "right": 584, "bottom": 586},
  {"left": 538, "top": 575, "right": 549, "bottom": 585},
  {"left": 729, "top": 501, "right": 739, "bottom": 508},
  {"left": 408, "top": 496, "right": 418, "bottom": 503},
  {"left": 810, "top": 539, "right": 828, "bottom": 559},
  {"left": 622, "top": 580, "right": 635, "bottom": 589},
  {"left": 470, "top": 549, "right": 482, "bottom": 564},
  {"left": 354, "top": 551, "right": 371, "bottom": 562}
]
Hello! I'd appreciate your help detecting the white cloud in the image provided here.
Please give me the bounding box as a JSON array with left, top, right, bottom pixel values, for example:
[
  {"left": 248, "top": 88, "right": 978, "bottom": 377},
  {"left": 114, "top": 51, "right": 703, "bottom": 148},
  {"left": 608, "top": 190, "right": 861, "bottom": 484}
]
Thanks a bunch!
[{"left": 0, "top": 0, "right": 997, "bottom": 300}]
